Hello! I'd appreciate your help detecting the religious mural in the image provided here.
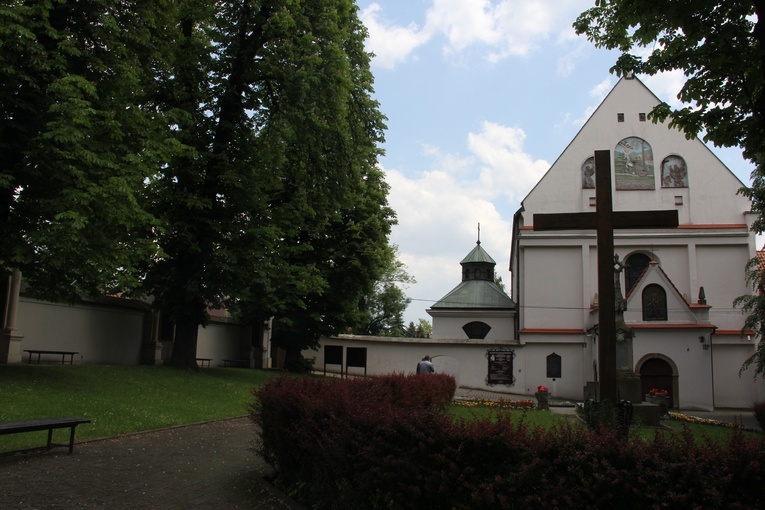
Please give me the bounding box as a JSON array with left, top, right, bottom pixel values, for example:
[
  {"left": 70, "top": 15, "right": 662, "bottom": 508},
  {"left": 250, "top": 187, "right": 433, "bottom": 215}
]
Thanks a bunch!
[
  {"left": 614, "top": 137, "right": 655, "bottom": 190},
  {"left": 581, "top": 156, "right": 595, "bottom": 189},
  {"left": 661, "top": 155, "right": 688, "bottom": 187}
]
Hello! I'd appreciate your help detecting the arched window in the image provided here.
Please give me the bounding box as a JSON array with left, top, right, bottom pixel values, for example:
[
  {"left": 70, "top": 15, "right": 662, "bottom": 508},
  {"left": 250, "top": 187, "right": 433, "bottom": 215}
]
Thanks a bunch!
[
  {"left": 642, "top": 284, "right": 668, "bottom": 321},
  {"left": 625, "top": 253, "right": 652, "bottom": 295},
  {"left": 463, "top": 321, "right": 491, "bottom": 339},
  {"left": 614, "top": 137, "right": 655, "bottom": 190},
  {"left": 661, "top": 155, "right": 688, "bottom": 187},
  {"left": 581, "top": 157, "right": 595, "bottom": 189}
]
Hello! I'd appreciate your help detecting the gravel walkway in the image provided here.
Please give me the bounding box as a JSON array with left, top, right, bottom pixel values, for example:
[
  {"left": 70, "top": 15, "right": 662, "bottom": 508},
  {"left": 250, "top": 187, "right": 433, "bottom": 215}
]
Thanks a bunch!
[{"left": 0, "top": 417, "right": 302, "bottom": 509}]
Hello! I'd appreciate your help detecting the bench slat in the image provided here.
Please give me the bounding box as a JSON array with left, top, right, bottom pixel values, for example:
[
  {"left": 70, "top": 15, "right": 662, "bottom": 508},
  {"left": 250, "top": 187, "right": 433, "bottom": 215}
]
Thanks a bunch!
[
  {"left": 0, "top": 417, "right": 90, "bottom": 434},
  {"left": 0, "top": 417, "right": 90, "bottom": 454}
]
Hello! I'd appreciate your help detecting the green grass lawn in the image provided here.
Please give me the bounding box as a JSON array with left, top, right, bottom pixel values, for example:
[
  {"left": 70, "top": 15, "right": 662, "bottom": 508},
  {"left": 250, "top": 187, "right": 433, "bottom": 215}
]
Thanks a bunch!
[
  {"left": 448, "top": 403, "right": 572, "bottom": 429},
  {"left": 448, "top": 402, "right": 762, "bottom": 445},
  {"left": 0, "top": 365, "right": 282, "bottom": 453},
  {"left": 2, "top": 366, "right": 758, "bottom": 454}
]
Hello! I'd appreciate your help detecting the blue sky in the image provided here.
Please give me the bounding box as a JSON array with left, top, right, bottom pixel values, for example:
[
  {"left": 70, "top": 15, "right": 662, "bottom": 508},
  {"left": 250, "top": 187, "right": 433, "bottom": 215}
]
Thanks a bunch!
[{"left": 356, "top": 0, "right": 755, "bottom": 326}]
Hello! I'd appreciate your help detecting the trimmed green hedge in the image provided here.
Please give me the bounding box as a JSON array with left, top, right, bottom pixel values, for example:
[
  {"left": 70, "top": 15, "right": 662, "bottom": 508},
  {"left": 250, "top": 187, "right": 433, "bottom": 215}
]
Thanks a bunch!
[{"left": 252, "top": 375, "right": 764, "bottom": 509}]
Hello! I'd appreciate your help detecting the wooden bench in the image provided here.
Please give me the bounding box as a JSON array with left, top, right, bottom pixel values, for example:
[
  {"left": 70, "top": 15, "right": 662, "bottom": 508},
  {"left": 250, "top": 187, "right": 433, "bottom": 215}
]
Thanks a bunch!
[
  {"left": 195, "top": 358, "right": 212, "bottom": 368},
  {"left": 222, "top": 359, "right": 248, "bottom": 368},
  {"left": 0, "top": 417, "right": 91, "bottom": 454},
  {"left": 24, "top": 350, "right": 78, "bottom": 365}
]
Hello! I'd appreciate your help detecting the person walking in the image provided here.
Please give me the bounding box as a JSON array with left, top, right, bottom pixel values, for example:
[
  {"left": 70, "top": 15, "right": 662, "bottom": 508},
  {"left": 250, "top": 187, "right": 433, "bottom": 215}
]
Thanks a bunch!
[{"left": 416, "top": 355, "right": 435, "bottom": 374}]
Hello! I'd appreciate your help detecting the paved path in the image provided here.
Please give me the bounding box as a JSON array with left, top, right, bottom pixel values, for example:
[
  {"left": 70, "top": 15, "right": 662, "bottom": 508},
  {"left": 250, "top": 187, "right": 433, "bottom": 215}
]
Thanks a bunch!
[{"left": 0, "top": 417, "right": 302, "bottom": 510}]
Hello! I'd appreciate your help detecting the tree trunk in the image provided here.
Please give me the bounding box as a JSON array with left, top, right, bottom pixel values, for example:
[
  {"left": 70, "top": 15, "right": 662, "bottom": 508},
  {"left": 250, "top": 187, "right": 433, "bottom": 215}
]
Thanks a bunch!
[{"left": 171, "top": 316, "right": 200, "bottom": 370}]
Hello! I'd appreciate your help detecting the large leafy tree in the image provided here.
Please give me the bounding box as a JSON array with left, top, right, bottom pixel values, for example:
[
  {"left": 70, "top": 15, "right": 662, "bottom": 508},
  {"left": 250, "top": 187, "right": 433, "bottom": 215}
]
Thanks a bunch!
[
  {"left": 146, "top": 0, "right": 392, "bottom": 367},
  {"left": 247, "top": 164, "right": 395, "bottom": 371},
  {"left": 574, "top": 0, "right": 765, "bottom": 376},
  {"left": 0, "top": 1, "right": 174, "bottom": 300},
  {"left": 352, "top": 245, "right": 413, "bottom": 337}
]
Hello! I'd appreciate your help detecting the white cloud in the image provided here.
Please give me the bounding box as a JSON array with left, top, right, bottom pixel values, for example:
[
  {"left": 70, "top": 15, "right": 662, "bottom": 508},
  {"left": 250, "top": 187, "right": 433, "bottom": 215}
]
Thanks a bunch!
[
  {"left": 590, "top": 77, "right": 614, "bottom": 100},
  {"left": 641, "top": 71, "right": 686, "bottom": 108},
  {"left": 425, "top": 0, "right": 500, "bottom": 52},
  {"left": 386, "top": 165, "right": 512, "bottom": 321},
  {"left": 627, "top": 46, "right": 687, "bottom": 108},
  {"left": 488, "top": 0, "right": 557, "bottom": 61},
  {"left": 383, "top": 120, "right": 549, "bottom": 322},
  {"left": 568, "top": 76, "right": 615, "bottom": 127},
  {"left": 362, "top": 0, "right": 592, "bottom": 68},
  {"left": 360, "top": 3, "right": 431, "bottom": 69},
  {"left": 467, "top": 121, "right": 549, "bottom": 204}
]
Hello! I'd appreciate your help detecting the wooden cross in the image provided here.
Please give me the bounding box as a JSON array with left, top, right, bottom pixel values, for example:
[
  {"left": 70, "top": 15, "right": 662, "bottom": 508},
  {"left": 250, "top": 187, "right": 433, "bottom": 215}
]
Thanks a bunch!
[{"left": 533, "top": 150, "right": 678, "bottom": 402}]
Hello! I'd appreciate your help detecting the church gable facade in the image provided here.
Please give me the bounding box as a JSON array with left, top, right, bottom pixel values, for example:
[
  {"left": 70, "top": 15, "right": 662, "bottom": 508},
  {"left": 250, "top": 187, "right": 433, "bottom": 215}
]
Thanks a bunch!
[{"left": 511, "top": 76, "right": 762, "bottom": 410}]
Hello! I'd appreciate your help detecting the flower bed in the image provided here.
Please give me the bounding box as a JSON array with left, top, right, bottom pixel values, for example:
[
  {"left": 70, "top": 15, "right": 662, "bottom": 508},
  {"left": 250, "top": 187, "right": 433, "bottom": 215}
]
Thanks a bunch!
[{"left": 453, "top": 398, "right": 536, "bottom": 411}]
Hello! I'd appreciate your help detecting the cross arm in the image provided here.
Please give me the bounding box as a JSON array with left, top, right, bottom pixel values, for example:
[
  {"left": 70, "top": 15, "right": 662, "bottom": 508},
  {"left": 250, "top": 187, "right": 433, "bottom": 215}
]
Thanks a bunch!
[{"left": 533, "top": 210, "right": 678, "bottom": 231}]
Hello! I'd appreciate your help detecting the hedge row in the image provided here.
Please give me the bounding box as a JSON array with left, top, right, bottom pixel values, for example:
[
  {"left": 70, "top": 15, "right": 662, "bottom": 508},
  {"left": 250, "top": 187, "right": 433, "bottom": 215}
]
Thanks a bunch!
[{"left": 252, "top": 375, "right": 764, "bottom": 509}]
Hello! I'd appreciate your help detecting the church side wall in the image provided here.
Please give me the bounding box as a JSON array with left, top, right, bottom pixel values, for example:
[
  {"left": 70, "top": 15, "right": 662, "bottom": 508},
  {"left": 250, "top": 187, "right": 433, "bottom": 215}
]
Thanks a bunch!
[
  {"left": 521, "top": 246, "right": 583, "bottom": 329},
  {"left": 696, "top": 244, "right": 751, "bottom": 331},
  {"left": 519, "top": 338, "right": 588, "bottom": 400},
  {"left": 711, "top": 338, "right": 765, "bottom": 408}
]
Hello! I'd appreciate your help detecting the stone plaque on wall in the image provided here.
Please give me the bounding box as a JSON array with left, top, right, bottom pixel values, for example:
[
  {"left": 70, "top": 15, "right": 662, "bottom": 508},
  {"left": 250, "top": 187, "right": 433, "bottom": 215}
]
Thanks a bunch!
[{"left": 486, "top": 348, "right": 515, "bottom": 386}]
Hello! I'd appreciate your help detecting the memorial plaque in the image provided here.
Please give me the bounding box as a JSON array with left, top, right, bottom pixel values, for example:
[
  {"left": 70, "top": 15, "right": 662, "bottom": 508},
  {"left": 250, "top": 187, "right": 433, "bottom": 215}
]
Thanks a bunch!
[{"left": 486, "top": 349, "right": 515, "bottom": 386}]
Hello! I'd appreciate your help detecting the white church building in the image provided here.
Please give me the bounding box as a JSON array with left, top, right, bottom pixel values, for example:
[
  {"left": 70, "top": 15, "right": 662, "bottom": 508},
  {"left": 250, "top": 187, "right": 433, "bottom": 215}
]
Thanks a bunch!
[
  {"left": 510, "top": 75, "right": 762, "bottom": 410},
  {"left": 310, "top": 76, "right": 763, "bottom": 410}
]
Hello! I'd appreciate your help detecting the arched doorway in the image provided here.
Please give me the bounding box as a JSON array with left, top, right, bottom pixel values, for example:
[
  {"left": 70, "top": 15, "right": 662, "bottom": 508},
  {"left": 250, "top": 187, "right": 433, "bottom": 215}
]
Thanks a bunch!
[{"left": 639, "top": 357, "right": 675, "bottom": 408}]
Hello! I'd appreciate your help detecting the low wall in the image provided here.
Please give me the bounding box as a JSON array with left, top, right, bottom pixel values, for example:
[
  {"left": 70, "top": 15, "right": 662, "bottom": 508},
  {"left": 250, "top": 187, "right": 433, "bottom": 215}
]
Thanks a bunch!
[
  {"left": 305, "top": 334, "right": 525, "bottom": 395},
  {"left": 16, "top": 297, "right": 147, "bottom": 365},
  {"left": 13, "top": 296, "right": 254, "bottom": 366}
]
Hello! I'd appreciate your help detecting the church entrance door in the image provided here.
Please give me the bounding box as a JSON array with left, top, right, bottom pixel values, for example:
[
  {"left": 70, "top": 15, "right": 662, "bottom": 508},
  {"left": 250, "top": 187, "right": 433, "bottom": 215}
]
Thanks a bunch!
[{"left": 640, "top": 357, "right": 674, "bottom": 408}]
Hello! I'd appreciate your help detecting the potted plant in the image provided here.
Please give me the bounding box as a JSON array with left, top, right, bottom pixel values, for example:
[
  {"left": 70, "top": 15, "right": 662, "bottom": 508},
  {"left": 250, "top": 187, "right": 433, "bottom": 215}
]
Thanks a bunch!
[
  {"left": 645, "top": 388, "right": 670, "bottom": 415},
  {"left": 535, "top": 385, "right": 550, "bottom": 411}
]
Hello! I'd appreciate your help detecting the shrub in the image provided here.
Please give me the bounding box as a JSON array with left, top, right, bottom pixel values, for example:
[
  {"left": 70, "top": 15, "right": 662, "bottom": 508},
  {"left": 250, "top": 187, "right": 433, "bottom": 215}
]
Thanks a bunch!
[
  {"left": 754, "top": 401, "right": 765, "bottom": 432},
  {"left": 576, "top": 398, "right": 633, "bottom": 438},
  {"left": 253, "top": 376, "right": 765, "bottom": 509}
]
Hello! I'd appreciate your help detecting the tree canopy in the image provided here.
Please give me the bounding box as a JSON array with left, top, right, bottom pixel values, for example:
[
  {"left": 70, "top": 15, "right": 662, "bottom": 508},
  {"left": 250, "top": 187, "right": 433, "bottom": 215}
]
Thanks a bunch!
[
  {"left": 0, "top": 0, "right": 174, "bottom": 300},
  {"left": 2, "top": 1, "right": 394, "bottom": 369},
  {"left": 141, "top": 0, "right": 393, "bottom": 367},
  {"left": 574, "top": 0, "right": 765, "bottom": 376}
]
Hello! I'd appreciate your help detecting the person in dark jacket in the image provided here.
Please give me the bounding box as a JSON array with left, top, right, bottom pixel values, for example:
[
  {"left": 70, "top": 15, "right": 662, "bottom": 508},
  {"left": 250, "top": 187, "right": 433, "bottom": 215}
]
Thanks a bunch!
[{"left": 416, "top": 355, "right": 435, "bottom": 374}]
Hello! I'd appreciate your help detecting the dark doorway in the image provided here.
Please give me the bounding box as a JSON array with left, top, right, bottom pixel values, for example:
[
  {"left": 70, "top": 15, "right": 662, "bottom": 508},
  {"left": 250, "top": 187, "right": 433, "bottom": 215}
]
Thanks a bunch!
[{"left": 640, "top": 357, "right": 674, "bottom": 408}]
